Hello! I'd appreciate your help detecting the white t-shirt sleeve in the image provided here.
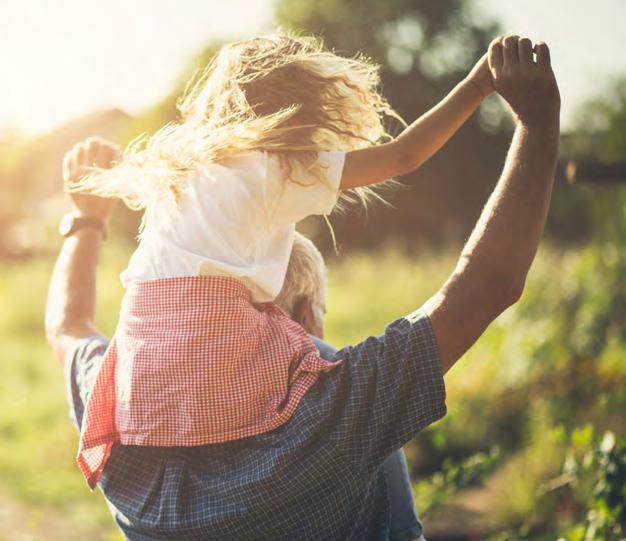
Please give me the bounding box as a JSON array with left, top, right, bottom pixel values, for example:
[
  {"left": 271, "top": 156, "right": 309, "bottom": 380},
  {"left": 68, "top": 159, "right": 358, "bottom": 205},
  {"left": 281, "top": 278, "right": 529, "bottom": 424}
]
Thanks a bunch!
[{"left": 266, "top": 150, "right": 345, "bottom": 225}]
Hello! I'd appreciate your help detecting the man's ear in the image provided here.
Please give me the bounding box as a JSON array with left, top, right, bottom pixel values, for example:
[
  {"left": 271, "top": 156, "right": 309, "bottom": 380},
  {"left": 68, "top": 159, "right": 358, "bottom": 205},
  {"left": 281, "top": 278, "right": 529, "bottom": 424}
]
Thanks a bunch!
[{"left": 293, "top": 295, "right": 324, "bottom": 339}]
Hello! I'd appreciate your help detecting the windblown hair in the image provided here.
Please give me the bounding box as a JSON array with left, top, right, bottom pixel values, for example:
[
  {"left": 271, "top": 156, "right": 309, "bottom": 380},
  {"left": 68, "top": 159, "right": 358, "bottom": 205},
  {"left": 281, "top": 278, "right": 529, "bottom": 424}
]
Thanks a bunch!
[{"left": 72, "top": 30, "right": 405, "bottom": 222}]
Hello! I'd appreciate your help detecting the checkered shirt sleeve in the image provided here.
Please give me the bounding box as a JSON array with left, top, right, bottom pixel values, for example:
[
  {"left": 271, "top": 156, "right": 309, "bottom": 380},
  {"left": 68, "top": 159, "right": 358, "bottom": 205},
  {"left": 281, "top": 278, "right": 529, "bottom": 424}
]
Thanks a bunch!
[
  {"left": 324, "top": 308, "right": 447, "bottom": 476},
  {"left": 65, "top": 334, "right": 110, "bottom": 431}
]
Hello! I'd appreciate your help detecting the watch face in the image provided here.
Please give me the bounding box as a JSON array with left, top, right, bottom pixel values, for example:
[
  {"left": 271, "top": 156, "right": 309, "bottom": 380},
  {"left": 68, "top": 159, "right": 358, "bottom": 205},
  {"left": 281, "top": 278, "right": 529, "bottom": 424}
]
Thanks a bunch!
[{"left": 59, "top": 214, "right": 75, "bottom": 237}]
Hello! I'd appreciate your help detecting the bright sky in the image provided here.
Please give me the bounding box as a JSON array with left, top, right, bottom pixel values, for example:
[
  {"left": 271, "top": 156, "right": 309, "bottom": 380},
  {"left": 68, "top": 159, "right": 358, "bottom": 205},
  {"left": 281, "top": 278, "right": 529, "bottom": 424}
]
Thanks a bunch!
[
  {"left": 476, "top": 0, "right": 626, "bottom": 127},
  {"left": 0, "top": 0, "right": 623, "bottom": 135},
  {"left": 0, "top": 0, "right": 274, "bottom": 135}
]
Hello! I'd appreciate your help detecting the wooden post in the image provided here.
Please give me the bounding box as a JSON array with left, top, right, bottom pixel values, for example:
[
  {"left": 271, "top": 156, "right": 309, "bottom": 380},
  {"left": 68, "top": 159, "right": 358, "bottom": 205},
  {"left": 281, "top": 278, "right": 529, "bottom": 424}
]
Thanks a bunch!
[{"left": 561, "top": 159, "right": 626, "bottom": 184}]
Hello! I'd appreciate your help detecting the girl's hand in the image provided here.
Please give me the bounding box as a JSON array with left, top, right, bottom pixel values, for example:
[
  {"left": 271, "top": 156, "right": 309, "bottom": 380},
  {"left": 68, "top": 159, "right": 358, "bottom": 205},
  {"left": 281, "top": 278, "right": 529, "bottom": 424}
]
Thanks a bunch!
[
  {"left": 62, "top": 137, "right": 121, "bottom": 223},
  {"left": 466, "top": 52, "right": 495, "bottom": 99}
]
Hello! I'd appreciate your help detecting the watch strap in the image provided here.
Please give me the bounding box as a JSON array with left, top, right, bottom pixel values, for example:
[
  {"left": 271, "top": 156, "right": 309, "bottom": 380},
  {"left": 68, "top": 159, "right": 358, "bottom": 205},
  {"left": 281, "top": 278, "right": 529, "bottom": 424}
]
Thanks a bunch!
[{"left": 61, "top": 214, "right": 108, "bottom": 239}]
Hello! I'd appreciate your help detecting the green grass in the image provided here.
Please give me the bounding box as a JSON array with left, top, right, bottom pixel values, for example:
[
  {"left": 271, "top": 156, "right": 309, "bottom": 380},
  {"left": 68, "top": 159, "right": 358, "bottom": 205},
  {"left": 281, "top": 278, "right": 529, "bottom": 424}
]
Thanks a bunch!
[
  {"left": 0, "top": 254, "right": 122, "bottom": 538},
  {"left": 1, "top": 239, "right": 624, "bottom": 539}
]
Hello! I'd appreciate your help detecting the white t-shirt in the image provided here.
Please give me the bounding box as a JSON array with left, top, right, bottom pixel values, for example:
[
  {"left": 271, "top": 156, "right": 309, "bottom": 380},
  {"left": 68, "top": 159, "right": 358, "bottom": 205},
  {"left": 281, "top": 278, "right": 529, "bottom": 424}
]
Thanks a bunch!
[{"left": 121, "top": 150, "right": 345, "bottom": 302}]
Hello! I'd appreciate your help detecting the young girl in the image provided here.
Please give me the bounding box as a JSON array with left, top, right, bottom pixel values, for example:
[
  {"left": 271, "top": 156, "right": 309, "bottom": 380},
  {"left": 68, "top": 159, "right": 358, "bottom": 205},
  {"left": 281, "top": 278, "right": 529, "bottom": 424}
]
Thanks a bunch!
[{"left": 74, "top": 31, "right": 493, "bottom": 489}]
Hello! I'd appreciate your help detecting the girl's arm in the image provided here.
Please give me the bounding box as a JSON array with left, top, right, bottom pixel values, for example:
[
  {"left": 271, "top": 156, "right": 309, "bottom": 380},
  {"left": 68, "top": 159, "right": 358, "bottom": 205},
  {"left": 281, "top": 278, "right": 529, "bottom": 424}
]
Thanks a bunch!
[{"left": 340, "top": 54, "right": 493, "bottom": 191}]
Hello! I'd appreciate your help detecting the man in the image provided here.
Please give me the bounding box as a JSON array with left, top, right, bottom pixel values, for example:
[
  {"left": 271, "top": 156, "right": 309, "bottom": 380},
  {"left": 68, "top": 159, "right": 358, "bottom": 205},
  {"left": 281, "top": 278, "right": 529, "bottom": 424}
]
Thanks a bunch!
[
  {"left": 46, "top": 35, "right": 560, "bottom": 539},
  {"left": 276, "top": 233, "right": 426, "bottom": 541}
]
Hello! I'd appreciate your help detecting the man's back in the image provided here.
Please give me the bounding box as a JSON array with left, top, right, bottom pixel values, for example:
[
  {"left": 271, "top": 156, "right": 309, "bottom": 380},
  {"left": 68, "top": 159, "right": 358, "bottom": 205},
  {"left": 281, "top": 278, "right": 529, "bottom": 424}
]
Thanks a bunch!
[{"left": 66, "top": 309, "right": 445, "bottom": 540}]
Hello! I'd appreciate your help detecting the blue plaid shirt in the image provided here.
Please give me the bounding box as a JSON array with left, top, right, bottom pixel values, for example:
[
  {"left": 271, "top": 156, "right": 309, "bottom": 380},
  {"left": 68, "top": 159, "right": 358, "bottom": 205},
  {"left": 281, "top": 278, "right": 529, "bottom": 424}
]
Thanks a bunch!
[{"left": 65, "top": 309, "right": 446, "bottom": 540}]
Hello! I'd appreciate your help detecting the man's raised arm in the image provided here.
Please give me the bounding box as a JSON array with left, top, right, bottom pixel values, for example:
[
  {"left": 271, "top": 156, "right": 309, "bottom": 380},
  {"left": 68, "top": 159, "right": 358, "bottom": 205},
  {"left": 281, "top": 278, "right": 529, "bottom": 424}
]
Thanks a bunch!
[
  {"left": 424, "top": 35, "right": 561, "bottom": 373},
  {"left": 45, "top": 138, "right": 119, "bottom": 363}
]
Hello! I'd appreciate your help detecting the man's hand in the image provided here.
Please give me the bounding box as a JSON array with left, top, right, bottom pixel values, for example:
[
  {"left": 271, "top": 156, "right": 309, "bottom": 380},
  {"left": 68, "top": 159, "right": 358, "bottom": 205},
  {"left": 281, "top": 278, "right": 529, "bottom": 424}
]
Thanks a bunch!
[
  {"left": 63, "top": 137, "right": 121, "bottom": 223},
  {"left": 466, "top": 53, "right": 495, "bottom": 99},
  {"left": 46, "top": 137, "right": 120, "bottom": 361},
  {"left": 488, "top": 35, "right": 561, "bottom": 125}
]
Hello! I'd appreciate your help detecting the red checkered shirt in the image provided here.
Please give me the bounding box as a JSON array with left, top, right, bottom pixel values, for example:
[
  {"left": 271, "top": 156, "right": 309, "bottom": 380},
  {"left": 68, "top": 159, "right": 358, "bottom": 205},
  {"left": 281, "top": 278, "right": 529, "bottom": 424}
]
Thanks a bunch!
[{"left": 77, "top": 276, "right": 342, "bottom": 489}]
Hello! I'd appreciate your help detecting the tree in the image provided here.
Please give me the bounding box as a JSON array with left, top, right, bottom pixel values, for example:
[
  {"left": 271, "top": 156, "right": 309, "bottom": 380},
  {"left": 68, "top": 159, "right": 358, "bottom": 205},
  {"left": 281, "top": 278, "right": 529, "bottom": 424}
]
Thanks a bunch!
[{"left": 548, "top": 77, "right": 626, "bottom": 244}]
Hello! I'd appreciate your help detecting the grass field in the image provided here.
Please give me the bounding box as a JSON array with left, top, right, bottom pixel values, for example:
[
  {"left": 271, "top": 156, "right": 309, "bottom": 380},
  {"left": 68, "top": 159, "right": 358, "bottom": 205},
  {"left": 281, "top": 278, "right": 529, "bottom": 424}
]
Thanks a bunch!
[{"left": 1, "top": 238, "right": 624, "bottom": 540}]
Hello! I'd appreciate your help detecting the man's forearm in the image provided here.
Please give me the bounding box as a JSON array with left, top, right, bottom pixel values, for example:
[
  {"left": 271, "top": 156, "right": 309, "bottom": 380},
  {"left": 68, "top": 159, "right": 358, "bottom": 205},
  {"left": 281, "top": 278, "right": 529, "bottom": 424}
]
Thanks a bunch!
[
  {"left": 45, "top": 230, "right": 104, "bottom": 362},
  {"left": 426, "top": 116, "right": 559, "bottom": 372},
  {"left": 460, "top": 116, "right": 559, "bottom": 292}
]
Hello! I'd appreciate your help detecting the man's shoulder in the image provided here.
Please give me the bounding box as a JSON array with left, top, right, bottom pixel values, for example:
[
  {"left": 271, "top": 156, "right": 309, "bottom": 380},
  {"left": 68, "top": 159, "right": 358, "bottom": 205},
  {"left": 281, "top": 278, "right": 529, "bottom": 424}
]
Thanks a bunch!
[{"left": 310, "top": 335, "right": 338, "bottom": 359}]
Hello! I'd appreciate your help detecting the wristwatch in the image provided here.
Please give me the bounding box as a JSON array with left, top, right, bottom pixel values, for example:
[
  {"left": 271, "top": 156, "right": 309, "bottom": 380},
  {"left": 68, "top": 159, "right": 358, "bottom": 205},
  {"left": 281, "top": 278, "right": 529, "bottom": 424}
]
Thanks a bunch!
[{"left": 59, "top": 213, "right": 107, "bottom": 239}]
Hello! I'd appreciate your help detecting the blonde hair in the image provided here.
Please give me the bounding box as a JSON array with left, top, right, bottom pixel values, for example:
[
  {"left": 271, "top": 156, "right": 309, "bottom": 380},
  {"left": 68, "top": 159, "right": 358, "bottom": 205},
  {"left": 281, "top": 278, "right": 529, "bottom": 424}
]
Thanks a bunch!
[
  {"left": 275, "top": 232, "right": 326, "bottom": 317},
  {"left": 72, "top": 30, "right": 405, "bottom": 223}
]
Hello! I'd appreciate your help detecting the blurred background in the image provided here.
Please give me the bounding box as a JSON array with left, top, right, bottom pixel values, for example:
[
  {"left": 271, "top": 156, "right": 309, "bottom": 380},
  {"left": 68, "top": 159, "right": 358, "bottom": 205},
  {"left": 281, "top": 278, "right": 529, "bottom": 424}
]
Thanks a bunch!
[{"left": 1, "top": 1, "right": 625, "bottom": 539}]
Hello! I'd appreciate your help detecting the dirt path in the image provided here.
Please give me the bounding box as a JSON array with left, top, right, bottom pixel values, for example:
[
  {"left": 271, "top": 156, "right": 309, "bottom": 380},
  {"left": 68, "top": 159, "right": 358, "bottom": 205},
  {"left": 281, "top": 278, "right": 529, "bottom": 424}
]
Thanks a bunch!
[{"left": 421, "top": 465, "right": 514, "bottom": 540}]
